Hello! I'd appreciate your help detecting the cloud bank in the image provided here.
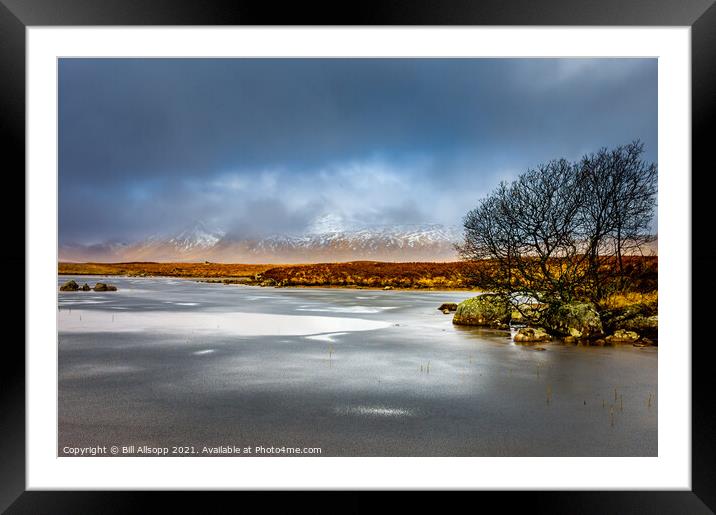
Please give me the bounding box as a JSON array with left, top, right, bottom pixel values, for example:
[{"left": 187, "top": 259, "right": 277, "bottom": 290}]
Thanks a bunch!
[{"left": 59, "top": 58, "right": 657, "bottom": 244}]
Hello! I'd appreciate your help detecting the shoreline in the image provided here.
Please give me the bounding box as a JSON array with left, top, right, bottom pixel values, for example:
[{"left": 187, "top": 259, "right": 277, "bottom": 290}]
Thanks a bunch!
[{"left": 58, "top": 273, "right": 480, "bottom": 292}]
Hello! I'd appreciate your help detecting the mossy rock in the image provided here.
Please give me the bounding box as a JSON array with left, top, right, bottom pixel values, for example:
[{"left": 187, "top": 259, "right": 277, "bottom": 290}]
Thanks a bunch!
[
  {"left": 513, "top": 327, "right": 551, "bottom": 343},
  {"left": 93, "top": 282, "right": 117, "bottom": 292},
  {"left": 59, "top": 280, "right": 79, "bottom": 291},
  {"left": 544, "top": 302, "right": 603, "bottom": 338},
  {"left": 605, "top": 329, "right": 640, "bottom": 344},
  {"left": 616, "top": 315, "right": 658, "bottom": 338},
  {"left": 452, "top": 294, "right": 510, "bottom": 328},
  {"left": 601, "top": 302, "right": 657, "bottom": 332}
]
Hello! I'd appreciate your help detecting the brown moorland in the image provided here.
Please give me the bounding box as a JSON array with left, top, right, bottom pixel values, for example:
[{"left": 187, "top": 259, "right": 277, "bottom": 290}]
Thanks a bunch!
[
  {"left": 59, "top": 256, "right": 656, "bottom": 292},
  {"left": 58, "top": 260, "right": 483, "bottom": 289}
]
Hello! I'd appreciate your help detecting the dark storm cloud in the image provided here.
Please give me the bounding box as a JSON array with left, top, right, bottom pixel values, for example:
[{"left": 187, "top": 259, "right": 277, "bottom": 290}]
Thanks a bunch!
[{"left": 59, "top": 58, "right": 657, "bottom": 243}]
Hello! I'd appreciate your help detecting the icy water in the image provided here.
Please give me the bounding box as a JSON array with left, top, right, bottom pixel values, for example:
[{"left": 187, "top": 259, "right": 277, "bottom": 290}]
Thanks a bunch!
[{"left": 58, "top": 276, "right": 657, "bottom": 457}]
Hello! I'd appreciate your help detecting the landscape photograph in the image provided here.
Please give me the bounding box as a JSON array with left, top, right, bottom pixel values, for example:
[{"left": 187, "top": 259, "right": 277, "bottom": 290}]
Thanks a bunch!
[{"left": 58, "top": 57, "right": 658, "bottom": 457}]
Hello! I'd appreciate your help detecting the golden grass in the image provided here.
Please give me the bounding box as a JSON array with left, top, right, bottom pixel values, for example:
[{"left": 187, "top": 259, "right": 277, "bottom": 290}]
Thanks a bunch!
[
  {"left": 58, "top": 261, "right": 274, "bottom": 278},
  {"left": 602, "top": 290, "right": 658, "bottom": 309},
  {"left": 257, "top": 261, "right": 484, "bottom": 289}
]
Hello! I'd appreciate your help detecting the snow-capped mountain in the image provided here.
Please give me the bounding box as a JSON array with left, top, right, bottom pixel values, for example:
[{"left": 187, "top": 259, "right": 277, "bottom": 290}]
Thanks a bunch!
[
  {"left": 167, "top": 221, "right": 225, "bottom": 251},
  {"left": 59, "top": 220, "right": 464, "bottom": 263}
]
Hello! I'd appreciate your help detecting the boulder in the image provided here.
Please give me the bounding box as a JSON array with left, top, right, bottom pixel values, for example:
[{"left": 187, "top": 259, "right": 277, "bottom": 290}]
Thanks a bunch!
[
  {"left": 93, "top": 282, "right": 117, "bottom": 292},
  {"left": 513, "top": 327, "right": 551, "bottom": 343},
  {"left": 634, "top": 337, "right": 655, "bottom": 347},
  {"left": 383, "top": 286, "right": 393, "bottom": 290},
  {"left": 601, "top": 301, "right": 657, "bottom": 338},
  {"left": 452, "top": 294, "right": 510, "bottom": 328},
  {"left": 543, "top": 302, "right": 603, "bottom": 338},
  {"left": 59, "top": 280, "right": 79, "bottom": 291},
  {"left": 437, "top": 302, "right": 458, "bottom": 312},
  {"left": 617, "top": 315, "right": 658, "bottom": 337},
  {"left": 81, "top": 283, "right": 91, "bottom": 291},
  {"left": 605, "top": 329, "right": 640, "bottom": 344}
]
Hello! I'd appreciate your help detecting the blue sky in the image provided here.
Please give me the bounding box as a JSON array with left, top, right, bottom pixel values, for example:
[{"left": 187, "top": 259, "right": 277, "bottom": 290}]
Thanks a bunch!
[{"left": 59, "top": 58, "right": 657, "bottom": 244}]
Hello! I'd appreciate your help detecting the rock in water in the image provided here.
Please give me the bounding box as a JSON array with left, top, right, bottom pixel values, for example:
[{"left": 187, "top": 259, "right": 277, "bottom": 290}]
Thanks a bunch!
[
  {"left": 601, "top": 302, "right": 658, "bottom": 339},
  {"left": 93, "top": 282, "right": 118, "bottom": 292},
  {"left": 452, "top": 294, "right": 510, "bottom": 328},
  {"left": 543, "top": 302, "right": 603, "bottom": 338},
  {"left": 618, "top": 315, "right": 658, "bottom": 337},
  {"left": 59, "top": 280, "right": 79, "bottom": 291},
  {"left": 81, "top": 283, "right": 91, "bottom": 291},
  {"left": 513, "top": 327, "right": 551, "bottom": 343},
  {"left": 437, "top": 303, "right": 458, "bottom": 312},
  {"left": 605, "top": 329, "right": 640, "bottom": 344}
]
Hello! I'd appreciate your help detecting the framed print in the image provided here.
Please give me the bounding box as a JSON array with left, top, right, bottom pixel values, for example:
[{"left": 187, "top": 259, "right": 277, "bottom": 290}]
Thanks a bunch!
[{"left": 4, "top": 0, "right": 716, "bottom": 511}]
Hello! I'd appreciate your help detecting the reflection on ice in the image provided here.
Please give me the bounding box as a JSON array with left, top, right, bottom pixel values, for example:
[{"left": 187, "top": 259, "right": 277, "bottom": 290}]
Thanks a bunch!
[
  {"left": 61, "top": 363, "right": 143, "bottom": 379},
  {"left": 58, "top": 309, "right": 390, "bottom": 337},
  {"left": 335, "top": 405, "right": 415, "bottom": 418},
  {"left": 305, "top": 332, "right": 349, "bottom": 342},
  {"left": 58, "top": 299, "right": 110, "bottom": 305},
  {"left": 296, "top": 306, "right": 397, "bottom": 314}
]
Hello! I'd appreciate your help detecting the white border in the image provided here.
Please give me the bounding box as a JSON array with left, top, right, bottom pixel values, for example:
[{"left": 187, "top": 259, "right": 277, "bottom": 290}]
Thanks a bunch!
[{"left": 27, "top": 27, "right": 691, "bottom": 490}]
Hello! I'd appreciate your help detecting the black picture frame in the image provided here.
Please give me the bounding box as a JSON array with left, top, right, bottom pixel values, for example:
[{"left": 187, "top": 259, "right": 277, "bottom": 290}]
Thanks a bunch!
[{"left": 3, "top": 0, "right": 714, "bottom": 511}]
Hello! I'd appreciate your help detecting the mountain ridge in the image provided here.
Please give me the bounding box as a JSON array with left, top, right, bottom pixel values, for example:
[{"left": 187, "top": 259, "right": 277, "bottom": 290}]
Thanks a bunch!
[{"left": 59, "top": 221, "right": 464, "bottom": 263}]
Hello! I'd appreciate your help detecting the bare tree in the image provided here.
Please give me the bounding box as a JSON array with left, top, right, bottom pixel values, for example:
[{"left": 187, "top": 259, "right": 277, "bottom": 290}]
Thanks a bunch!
[
  {"left": 457, "top": 141, "right": 657, "bottom": 316},
  {"left": 577, "top": 142, "right": 657, "bottom": 301}
]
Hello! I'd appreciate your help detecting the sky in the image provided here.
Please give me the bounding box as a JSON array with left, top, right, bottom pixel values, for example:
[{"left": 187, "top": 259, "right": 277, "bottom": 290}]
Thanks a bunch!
[{"left": 59, "top": 58, "right": 657, "bottom": 244}]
